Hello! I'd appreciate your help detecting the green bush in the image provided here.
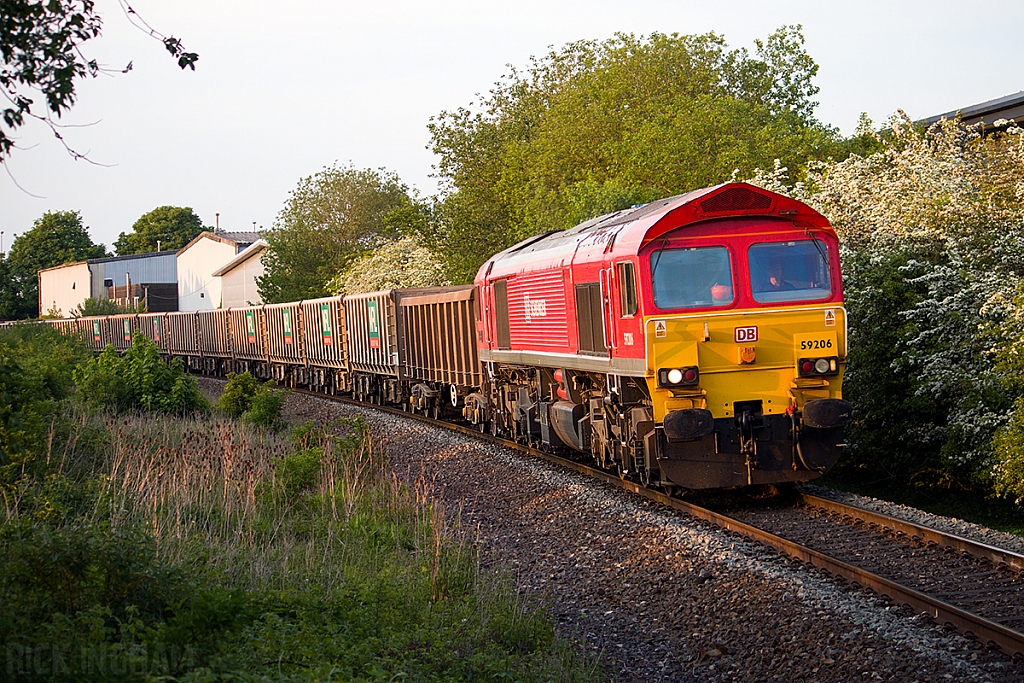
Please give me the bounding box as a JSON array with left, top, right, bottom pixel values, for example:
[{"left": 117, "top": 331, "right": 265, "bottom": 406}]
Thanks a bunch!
[
  {"left": 278, "top": 447, "right": 322, "bottom": 496},
  {"left": 0, "top": 520, "right": 179, "bottom": 619},
  {"left": 0, "top": 348, "right": 31, "bottom": 466},
  {"left": 0, "top": 324, "right": 92, "bottom": 467},
  {"left": 218, "top": 371, "right": 260, "bottom": 417},
  {"left": 993, "top": 398, "right": 1024, "bottom": 503},
  {"left": 73, "top": 297, "right": 144, "bottom": 317},
  {"left": 219, "top": 371, "right": 286, "bottom": 431},
  {"left": 0, "top": 406, "right": 595, "bottom": 682},
  {"left": 243, "top": 385, "right": 287, "bottom": 431},
  {"left": 73, "top": 332, "right": 208, "bottom": 415},
  {"left": 0, "top": 323, "right": 92, "bottom": 401}
]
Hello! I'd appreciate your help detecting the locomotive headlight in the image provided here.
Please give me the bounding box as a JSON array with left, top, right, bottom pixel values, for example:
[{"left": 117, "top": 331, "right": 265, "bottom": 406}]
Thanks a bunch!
[
  {"left": 814, "top": 358, "right": 830, "bottom": 374},
  {"left": 659, "top": 366, "right": 700, "bottom": 387}
]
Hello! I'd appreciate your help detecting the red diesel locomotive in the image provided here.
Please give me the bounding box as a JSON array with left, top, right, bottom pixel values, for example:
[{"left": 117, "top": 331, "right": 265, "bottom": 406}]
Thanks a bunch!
[{"left": 470, "top": 182, "right": 850, "bottom": 489}]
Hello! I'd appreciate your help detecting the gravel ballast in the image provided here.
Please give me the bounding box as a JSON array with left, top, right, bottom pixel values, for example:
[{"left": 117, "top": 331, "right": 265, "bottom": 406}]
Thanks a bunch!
[{"left": 202, "top": 379, "right": 1024, "bottom": 682}]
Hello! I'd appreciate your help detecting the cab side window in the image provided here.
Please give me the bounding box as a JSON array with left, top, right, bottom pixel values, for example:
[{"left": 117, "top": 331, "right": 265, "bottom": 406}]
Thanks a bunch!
[{"left": 618, "top": 262, "right": 637, "bottom": 317}]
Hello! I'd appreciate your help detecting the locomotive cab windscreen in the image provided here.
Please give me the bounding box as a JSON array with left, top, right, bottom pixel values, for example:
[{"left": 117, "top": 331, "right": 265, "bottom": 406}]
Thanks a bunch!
[
  {"left": 651, "top": 246, "right": 735, "bottom": 309},
  {"left": 648, "top": 235, "right": 837, "bottom": 312},
  {"left": 748, "top": 240, "right": 832, "bottom": 304}
]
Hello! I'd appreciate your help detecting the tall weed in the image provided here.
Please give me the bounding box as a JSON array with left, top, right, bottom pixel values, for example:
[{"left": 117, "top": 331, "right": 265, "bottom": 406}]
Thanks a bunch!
[{"left": 1, "top": 408, "right": 595, "bottom": 680}]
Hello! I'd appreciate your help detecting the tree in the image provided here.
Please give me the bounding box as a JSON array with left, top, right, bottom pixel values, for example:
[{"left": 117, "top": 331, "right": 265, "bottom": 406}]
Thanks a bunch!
[
  {"left": 327, "top": 235, "right": 450, "bottom": 295},
  {"left": 0, "top": 0, "right": 198, "bottom": 161},
  {"left": 257, "top": 164, "right": 424, "bottom": 303},
  {"left": 0, "top": 257, "right": 24, "bottom": 321},
  {"left": 750, "top": 115, "right": 1024, "bottom": 493},
  {"left": 427, "top": 26, "right": 841, "bottom": 283},
  {"left": 114, "top": 206, "right": 206, "bottom": 255},
  {"left": 5, "top": 210, "right": 107, "bottom": 318}
]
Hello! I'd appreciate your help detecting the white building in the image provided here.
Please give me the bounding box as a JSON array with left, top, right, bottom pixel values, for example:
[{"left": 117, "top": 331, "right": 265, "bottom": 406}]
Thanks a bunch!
[
  {"left": 212, "top": 240, "right": 267, "bottom": 308},
  {"left": 176, "top": 231, "right": 259, "bottom": 310},
  {"left": 38, "top": 261, "right": 92, "bottom": 318}
]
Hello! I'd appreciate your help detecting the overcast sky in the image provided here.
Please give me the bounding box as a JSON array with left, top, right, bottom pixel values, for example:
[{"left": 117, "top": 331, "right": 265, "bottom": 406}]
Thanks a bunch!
[{"left": 2, "top": 0, "right": 1022, "bottom": 252}]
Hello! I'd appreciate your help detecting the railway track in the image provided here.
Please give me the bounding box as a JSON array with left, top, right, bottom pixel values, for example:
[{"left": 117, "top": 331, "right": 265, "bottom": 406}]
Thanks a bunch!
[{"left": 298, "top": 388, "right": 1024, "bottom": 660}]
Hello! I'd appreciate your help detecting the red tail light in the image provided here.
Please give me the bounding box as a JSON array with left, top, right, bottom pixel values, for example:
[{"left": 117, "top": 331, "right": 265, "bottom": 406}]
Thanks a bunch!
[{"left": 798, "top": 357, "right": 839, "bottom": 378}]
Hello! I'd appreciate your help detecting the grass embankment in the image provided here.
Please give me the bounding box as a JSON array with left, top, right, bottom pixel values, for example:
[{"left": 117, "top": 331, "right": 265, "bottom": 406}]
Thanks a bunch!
[{"left": 0, "top": 327, "right": 598, "bottom": 682}]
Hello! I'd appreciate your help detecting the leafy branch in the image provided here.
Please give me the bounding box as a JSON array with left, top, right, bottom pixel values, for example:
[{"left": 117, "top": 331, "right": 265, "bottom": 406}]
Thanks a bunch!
[{"left": 0, "top": 0, "right": 198, "bottom": 162}]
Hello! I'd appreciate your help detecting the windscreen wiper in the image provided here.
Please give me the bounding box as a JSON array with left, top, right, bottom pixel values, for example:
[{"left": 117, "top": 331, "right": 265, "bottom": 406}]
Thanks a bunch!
[
  {"left": 651, "top": 239, "right": 669, "bottom": 277},
  {"left": 805, "top": 228, "right": 829, "bottom": 268}
]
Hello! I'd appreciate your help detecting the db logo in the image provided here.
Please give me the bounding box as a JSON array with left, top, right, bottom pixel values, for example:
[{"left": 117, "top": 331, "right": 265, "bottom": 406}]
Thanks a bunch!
[{"left": 735, "top": 326, "right": 758, "bottom": 343}]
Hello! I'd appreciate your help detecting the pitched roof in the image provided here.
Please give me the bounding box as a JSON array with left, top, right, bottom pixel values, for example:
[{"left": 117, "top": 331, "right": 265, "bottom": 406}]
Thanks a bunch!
[
  {"left": 921, "top": 90, "right": 1024, "bottom": 128},
  {"left": 177, "top": 230, "right": 261, "bottom": 254},
  {"left": 211, "top": 240, "right": 268, "bottom": 277}
]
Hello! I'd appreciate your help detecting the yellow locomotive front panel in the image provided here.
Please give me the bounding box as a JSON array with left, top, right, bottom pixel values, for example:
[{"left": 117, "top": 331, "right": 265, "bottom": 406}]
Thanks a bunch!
[
  {"left": 642, "top": 305, "right": 849, "bottom": 488},
  {"left": 646, "top": 305, "right": 847, "bottom": 420}
]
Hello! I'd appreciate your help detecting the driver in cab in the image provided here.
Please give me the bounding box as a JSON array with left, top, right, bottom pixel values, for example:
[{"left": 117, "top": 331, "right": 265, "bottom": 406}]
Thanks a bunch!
[{"left": 767, "top": 261, "right": 794, "bottom": 291}]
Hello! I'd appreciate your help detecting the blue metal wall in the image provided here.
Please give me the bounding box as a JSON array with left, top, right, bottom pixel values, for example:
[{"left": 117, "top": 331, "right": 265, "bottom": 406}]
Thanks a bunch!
[{"left": 89, "top": 252, "right": 178, "bottom": 300}]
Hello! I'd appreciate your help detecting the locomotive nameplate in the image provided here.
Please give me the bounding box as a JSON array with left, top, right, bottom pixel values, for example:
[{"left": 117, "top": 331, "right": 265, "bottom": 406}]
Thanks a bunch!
[{"left": 793, "top": 332, "right": 837, "bottom": 354}]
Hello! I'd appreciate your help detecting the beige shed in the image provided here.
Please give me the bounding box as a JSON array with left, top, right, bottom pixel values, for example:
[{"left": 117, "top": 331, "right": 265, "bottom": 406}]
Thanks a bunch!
[
  {"left": 212, "top": 240, "right": 267, "bottom": 308},
  {"left": 177, "top": 231, "right": 259, "bottom": 310}
]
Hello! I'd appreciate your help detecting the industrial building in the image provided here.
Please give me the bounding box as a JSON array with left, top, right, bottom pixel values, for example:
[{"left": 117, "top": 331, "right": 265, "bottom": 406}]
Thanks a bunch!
[
  {"left": 921, "top": 91, "right": 1024, "bottom": 129},
  {"left": 38, "top": 250, "right": 178, "bottom": 317}
]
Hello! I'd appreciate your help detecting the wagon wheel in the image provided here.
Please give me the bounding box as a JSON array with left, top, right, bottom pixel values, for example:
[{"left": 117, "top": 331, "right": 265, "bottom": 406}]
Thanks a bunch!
[{"left": 431, "top": 401, "right": 440, "bottom": 420}]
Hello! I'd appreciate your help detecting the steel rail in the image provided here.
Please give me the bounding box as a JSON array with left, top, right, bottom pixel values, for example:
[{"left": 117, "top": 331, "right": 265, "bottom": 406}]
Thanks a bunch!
[
  {"left": 795, "top": 492, "right": 1024, "bottom": 572},
  {"left": 296, "top": 389, "right": 1024, "bottom": 658}
]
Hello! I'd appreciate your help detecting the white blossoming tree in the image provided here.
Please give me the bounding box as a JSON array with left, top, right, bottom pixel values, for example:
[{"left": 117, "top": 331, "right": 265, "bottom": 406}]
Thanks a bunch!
[
  {"left": 751, "top": 113, "right": 1024, "bottom": 495},
  {"left": 327, "top": 235, "right": 450, "bottom": 295}
]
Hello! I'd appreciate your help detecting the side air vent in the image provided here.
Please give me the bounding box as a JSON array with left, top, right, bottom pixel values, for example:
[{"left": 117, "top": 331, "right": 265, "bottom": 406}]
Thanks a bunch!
[{"left": 700, "top": 187, "right": 773, "bottom": 214}]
